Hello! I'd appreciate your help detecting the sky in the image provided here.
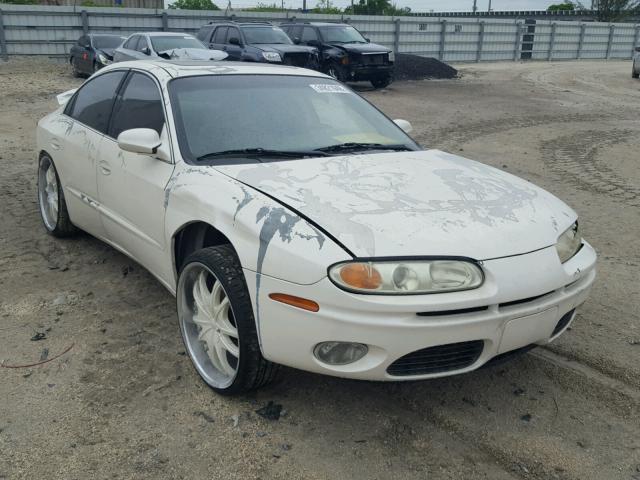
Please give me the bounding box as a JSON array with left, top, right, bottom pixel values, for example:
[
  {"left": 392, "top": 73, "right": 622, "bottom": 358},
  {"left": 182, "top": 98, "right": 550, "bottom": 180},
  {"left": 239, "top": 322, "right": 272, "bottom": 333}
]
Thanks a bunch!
[{"left": 223, "top": 0, "right": 558, "bottom": 12}]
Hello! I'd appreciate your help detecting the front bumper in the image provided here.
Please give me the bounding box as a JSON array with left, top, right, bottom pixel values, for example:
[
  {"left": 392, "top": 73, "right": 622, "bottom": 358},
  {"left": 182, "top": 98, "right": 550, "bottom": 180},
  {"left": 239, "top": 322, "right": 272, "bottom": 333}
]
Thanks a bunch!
[
  {"left": 348, "top": 64, "right": 393, "bottom": 80},
  {"left": 245, "top": 242, "right": 596, "bottom": 381}
]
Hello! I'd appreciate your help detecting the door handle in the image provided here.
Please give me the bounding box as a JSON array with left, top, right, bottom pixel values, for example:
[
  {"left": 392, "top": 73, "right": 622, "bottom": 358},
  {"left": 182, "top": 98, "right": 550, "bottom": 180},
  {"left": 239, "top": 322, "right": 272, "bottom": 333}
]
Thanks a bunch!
[{"left": 99, "top": 161, "right": 111, "bottom": 176}]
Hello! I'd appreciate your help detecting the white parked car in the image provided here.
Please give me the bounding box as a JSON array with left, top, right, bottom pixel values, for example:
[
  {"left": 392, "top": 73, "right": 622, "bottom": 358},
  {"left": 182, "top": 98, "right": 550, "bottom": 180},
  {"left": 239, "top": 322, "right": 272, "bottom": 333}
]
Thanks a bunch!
[
  {"left": 37, "top": 61, "right": 596, "bottom": 394},
  {"left": 113, "top": 32, "right": 227, "bottom": 62}
]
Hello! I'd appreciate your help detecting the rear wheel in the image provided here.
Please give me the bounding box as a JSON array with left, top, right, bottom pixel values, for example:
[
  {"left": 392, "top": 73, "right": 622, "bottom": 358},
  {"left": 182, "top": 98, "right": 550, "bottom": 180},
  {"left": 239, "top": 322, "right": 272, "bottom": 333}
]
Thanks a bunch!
[
  {"left": 177, "top": 245, "right": 278, "bottom": 395},
  {"left": 633, "top": 62, "right": 639, "bottom": 79},
  {"left": 70, "top": 57, "right": 81, "bottom": 78},
  {"left": 371, "top": 76, "right": 392, "bottom": 89},
  {"left": 37, "top": 155, "right": 77, "bottom": 237}
]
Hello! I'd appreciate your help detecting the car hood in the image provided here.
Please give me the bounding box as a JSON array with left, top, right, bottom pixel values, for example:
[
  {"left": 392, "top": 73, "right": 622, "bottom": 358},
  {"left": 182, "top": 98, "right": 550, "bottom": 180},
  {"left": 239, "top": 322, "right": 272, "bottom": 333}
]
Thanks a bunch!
[
  {"left": 254, "top": 44, "right": 316, "bottom": 54},
  {"left": 158, "top": 48, "right": 228, "bottom": 61},
  {"left": 214, "top": 150, "right": 576, "bottom": 260},
  {"left": 329, "top": 42, "right": 390, "bottom": 54}
]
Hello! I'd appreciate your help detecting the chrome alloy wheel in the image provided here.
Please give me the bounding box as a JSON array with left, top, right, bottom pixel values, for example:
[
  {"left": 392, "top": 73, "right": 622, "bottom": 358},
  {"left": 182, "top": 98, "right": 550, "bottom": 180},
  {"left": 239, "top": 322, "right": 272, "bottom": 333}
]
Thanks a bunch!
[
  {"left": 178, "top": 263, "right": 240, "bottom": 389},
  {"left": 38, "top": 156, "right": 59, "bottom": 231}
]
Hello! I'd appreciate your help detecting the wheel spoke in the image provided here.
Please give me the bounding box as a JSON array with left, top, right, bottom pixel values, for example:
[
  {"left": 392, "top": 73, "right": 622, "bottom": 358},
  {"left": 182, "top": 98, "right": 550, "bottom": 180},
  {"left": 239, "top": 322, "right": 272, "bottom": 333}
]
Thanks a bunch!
[
  {"left": 219, "top": 333, "right": 239, "bottom": 358},
  {"left": 214, "top": 340, "right": 236, "bottom": 376},
  {"left": 193, "top": 271, "right": 212, "bottom": 318},
  {"left": 46, "top": 167, "right": 55, "bottom": 185}
]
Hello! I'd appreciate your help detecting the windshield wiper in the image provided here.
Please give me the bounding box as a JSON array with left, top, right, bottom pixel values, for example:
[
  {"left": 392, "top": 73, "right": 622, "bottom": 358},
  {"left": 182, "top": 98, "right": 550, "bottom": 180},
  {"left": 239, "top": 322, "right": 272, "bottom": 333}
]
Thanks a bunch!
[
  {"left": 197, "top": 148, "right": 328, "bottom": 162},
  {"left": 314, "top": 143, "right": 413, "bottom": 153}
]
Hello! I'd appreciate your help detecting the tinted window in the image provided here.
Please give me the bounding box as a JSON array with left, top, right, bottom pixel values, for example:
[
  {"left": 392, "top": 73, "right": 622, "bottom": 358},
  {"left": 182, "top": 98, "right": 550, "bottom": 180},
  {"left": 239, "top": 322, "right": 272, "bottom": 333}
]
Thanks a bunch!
[
  {"left": 123, "top": 35, "right": 139, "bottom": 50},
  {"left": 318, "top": 26, "right": 367, "bottom": 43},
  {"left": 213, "top": 27, "right": 227, "bottom": 44},
  {"left": 301, "top": 27, "right": 318, "bottom": 43},
  {"left": 243, "top": 26, "right": 292, "bottom": 45},
  {"left": 110, "top": 73, "right": 164, "bottom": 138},
  {"left": 226, "top": 27, "right": 241, "bottom": 43},
  {"left": 68, "top": 71, "right": 126, "bottom": 134},
  {"left": 92, "top": 35, "right": 124, "bottom": 49}
]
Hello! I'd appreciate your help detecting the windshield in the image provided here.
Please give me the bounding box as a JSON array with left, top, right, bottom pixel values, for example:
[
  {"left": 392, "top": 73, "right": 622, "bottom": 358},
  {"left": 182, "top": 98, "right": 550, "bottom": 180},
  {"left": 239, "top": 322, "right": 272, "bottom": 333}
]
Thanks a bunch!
[
  {"left": 93, "top": 35, "right": 124, "bottom": 49},
  {"left": 169, "top": 75, "right": 418, "bottom": 163},
  {"left": 243, "top": 26, "right": 293, "bottom": 45},
  {"left": 150, "top": 35, "right": 205, "bottom": 52},
  {"left": 318, "top": 26, "right": 367, "bottom": 44}
]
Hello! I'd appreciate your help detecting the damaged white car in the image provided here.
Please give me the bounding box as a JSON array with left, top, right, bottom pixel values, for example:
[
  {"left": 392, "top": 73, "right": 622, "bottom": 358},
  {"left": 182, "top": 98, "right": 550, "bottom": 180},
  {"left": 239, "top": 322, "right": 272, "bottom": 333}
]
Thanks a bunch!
[{"left": 37, "top": 60, "right": 596, "bottom": 394}]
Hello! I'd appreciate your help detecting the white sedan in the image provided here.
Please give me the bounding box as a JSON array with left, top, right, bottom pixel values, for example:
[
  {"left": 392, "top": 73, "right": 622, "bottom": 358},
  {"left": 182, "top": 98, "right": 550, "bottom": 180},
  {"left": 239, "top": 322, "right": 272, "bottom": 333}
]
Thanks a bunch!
[{"left": 37, "top": 60, "right": 596, "bottom": 394}]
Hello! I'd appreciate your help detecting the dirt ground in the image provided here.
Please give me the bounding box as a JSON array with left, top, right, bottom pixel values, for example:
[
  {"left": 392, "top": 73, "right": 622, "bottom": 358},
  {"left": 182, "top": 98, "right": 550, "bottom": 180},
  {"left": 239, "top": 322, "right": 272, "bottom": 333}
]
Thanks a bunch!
[{"left": 0, "top": 58, "right": 639, "bottom": 480}]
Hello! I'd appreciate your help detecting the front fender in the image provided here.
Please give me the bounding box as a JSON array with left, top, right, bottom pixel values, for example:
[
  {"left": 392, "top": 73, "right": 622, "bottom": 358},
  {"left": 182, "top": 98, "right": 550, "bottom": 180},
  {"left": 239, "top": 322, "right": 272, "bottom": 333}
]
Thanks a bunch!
[{"left": 164, "top": 166, "right": 350, "bottom": 287}]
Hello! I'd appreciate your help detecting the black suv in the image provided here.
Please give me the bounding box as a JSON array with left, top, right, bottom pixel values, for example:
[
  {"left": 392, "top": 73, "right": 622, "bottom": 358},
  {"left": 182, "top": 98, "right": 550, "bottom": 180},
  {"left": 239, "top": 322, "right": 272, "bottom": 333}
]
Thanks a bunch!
[
  {"left": 280, "top": 22, "right": 394, "bottom": 88},
  {"left": 196, "top": 21, "right": 319, "bottom": 68}
]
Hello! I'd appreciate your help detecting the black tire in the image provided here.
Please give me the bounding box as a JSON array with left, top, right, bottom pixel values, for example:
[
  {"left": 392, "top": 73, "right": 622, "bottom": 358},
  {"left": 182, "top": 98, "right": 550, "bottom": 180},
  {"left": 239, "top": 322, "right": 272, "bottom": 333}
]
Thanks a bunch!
[
  {"left": 177, "top": 245, "right": 279, "bottom": 395},
  {"left": 37, "top": 154, "right": 78, "bottom": 238},
  {"left": 633, "top": 67, "right": 639, "bottom": 79},
  {"left": 70, "top": 57, "right": 82, "bottom": 78},
  {"left": 371, "top": 76, "right": 392, "bottom": 89},
  {"left": 92, "top": 61, "right": 101, "bottom": 74},
  {"left": 326, "top": 61, "right": 348, "bottom": 83}
]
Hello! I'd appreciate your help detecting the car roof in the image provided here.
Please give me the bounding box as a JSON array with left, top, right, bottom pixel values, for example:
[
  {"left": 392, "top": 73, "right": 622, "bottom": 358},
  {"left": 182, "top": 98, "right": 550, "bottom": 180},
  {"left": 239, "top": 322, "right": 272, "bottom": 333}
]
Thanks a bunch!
[
  {"left": 203, "top": 21, "right": 273, "bottom": 27},
  {"left": 128, "top": 32, "right": 197, "bottom": 37},
  {"left": 283, "top": 22, "right": 349, "bottom": 27},
  {"left": 99, "top": 60, "right": 331, "bottom": 80}
]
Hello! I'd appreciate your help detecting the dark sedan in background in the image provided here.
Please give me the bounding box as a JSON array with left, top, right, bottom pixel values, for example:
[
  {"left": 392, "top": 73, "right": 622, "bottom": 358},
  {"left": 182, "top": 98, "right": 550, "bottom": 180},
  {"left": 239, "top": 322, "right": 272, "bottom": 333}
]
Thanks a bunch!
[{"left": 69, "top": 34, "right": 125, "bottom": 77}]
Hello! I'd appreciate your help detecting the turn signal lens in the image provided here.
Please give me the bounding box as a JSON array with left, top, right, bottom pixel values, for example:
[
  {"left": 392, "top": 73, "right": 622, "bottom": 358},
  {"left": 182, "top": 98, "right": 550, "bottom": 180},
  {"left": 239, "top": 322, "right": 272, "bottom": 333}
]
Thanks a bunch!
[
  {"left": 268, "top": 293, "right": 319, "bottom": 312},
  {"left": 341, "top": 56, "right": 349, "bottom": 65},
  {"left": 329, "top": 260, "right": 483, "bottom": 295},
  {"left": 338, "top": 263, "right": 382, "bottom": 290}
]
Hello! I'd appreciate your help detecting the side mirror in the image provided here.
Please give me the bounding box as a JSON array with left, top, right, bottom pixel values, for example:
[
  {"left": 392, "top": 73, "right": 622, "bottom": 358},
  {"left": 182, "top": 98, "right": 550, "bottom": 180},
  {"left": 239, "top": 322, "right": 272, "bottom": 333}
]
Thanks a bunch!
[
  {"left": 635, "top": 46, "right": 640, "bottom": 52},
  {"left": 142, "top": 47, "right": 151, "bottom": 56},
  {"left": 365, "top": 37, "right": 371, "bottom": 43},
  {"left": 117, "top": 129, "right": 161, "bottom": 155},
  {"left": 293, "top": 37, "right": 301, "bottom": 44},
  {"left": 393, "top": 119, "right": 413, "bottom": 134},
  {"left": 228, "top": 37, "right": 242, "bottom": 46}
]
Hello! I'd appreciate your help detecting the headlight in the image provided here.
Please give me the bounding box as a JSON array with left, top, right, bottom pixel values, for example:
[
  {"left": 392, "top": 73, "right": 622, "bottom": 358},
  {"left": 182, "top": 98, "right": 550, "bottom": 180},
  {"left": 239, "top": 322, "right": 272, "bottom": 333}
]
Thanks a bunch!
[
  {"left": 388, "top": 51, "right": 395, "bottom": 62},
  {"left": 556, "top": 221, "right": 582, "bottom": 263},
  {"left": 262, "top": 52, "right": 282, "bottom": 62},
  {"left": 97, "top": 53, "right": 111, "bottom": 65},
  {"left": 328, "top": 260, "right": 484, "bottom": 295}
]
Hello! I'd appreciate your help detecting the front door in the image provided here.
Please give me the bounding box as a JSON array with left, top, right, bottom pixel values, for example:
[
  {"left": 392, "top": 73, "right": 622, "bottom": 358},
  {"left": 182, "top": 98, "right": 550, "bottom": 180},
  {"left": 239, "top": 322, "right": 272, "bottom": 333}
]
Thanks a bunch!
[{"left": 96, "top": 71, "right": 174, "bottom": 277}]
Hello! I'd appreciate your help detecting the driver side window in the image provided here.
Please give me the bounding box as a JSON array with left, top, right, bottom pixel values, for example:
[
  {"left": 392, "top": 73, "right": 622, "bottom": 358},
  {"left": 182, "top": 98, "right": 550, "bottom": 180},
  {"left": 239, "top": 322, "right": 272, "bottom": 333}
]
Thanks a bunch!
[
  {"left": 301, "top": 27, "right": 318, "bottom": 43},
  {"left": 136, "top": 36, "right": 150, "bottom": 53},
  {"left": 109, "top": 72, "right": 165, "bottom": 139}
]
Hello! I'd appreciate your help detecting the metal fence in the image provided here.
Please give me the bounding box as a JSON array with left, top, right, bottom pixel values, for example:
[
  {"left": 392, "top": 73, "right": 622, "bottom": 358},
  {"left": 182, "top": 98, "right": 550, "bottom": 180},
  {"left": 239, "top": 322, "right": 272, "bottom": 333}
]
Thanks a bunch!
[{"left": 0, "top": 4, "right": 638, "bottom": 63}]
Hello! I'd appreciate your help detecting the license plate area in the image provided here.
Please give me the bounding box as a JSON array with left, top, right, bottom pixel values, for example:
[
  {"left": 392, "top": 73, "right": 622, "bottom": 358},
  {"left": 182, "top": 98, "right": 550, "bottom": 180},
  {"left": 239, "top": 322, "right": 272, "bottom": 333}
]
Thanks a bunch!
[{"left": 498, "top": 307, "right": 559, "bottom": 354}]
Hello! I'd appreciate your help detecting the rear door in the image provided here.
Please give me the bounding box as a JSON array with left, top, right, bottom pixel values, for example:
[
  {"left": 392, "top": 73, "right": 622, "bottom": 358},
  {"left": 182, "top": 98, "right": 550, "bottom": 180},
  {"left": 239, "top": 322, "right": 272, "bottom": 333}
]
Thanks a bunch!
[
  {"left": 209, "top": 26, "right": 227, "bottom": 51},
  {"left": 96, "top": 71, "right": 174, "bottom": 277},
  {"left": 57, "top": 70, "right": 127, "bottom": 237}
]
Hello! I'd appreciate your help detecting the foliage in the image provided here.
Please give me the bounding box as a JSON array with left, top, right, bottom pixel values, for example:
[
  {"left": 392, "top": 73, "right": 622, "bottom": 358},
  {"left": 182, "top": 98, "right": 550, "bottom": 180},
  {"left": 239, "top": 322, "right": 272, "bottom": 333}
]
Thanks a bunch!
[
  {"left": 242, "top": 2, "right": 283, "bottom": 11},
  {"left": 547, "top": 1, "right": 575, "bottom": 11},
  {"left": 168, "top": 0, "right": 220, "bottom": 10},
  {"left": 313, "top": 0, "right": 342, "bottom": 14},
  {"left": 576, "top": 0, "right": 639, "bottom": 21},
  {"left": 344, "top": 0, "right": 410, "bottom": 15},
  {"left": 0, "top": 0, "right": 39, "bottom": 4}
]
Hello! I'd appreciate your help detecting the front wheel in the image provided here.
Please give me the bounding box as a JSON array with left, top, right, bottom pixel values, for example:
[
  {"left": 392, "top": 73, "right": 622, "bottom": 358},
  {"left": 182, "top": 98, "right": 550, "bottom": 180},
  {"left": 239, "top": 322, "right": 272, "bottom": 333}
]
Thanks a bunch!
[
  {"left": 371, "top": 76, "right": 392, "bottom": 89},
  {"left": 326, "top": 62, "right": 348, "bottom": 83},
  {"left": 177, "top": 245, "right": 278, "bottom": 395},
  {"left": 633, "top": 63, "right": 639, "bottom": 79},
  {"left": 37, "top": 155, "right": 78, "bottom": 237},
  {"left": 70, "top": 57, "right": 81, "bottom": 78}
]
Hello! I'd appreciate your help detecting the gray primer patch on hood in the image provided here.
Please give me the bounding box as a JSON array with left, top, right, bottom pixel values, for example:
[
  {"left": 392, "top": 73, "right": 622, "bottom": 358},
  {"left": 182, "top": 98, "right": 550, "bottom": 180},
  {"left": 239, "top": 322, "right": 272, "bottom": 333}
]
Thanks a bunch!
[{"left": 254, "top": 206, "right": 300, "bottom": 335}]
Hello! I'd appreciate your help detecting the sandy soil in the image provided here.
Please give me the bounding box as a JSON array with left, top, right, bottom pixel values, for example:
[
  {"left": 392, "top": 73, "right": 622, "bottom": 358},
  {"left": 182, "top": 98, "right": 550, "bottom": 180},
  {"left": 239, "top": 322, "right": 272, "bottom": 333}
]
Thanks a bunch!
[{"left": 0, "top": 58, "right": 639, "bottom": 480}]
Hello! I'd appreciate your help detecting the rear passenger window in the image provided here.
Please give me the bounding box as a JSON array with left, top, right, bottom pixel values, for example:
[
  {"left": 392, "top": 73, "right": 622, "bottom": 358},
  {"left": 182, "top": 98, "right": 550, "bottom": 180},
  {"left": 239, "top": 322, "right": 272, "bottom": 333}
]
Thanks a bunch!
[
  {"left": 67, "top": 71, "right": 126, "bottom": 134},
  {"left": 109, "top": 72, "right": 165, "bottom": 138},
  {"left": 213, "top": 27, "right": 227, "bottom": 44}
]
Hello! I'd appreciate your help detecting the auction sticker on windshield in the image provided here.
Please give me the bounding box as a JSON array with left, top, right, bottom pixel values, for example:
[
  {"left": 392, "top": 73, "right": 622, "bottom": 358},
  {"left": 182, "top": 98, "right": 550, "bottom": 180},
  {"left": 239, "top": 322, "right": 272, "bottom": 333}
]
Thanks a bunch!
[{"left": 310, "top": 84, "right": 351, "bottom": 94}]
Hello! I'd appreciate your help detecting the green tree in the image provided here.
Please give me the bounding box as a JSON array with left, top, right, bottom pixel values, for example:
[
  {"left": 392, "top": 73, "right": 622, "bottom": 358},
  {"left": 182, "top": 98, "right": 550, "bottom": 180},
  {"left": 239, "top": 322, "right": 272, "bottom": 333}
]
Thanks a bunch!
[
  {"left": 313, "top": 0, "right": 342, "bottom": 13},
  {"left": 169, "top": 0, "right": 220, "bottom": 10},
  {"left": 243, "top": 2, "right": 282, "bottom": 11},
  {"left": 547, "top": 1, "right": 575, "bottom": 11},
  {"left": 344, "top": 0, "right": 409, "bottom": 15},
  {"left": 576, "top": 0, "right": 639, "bottom": 21}
]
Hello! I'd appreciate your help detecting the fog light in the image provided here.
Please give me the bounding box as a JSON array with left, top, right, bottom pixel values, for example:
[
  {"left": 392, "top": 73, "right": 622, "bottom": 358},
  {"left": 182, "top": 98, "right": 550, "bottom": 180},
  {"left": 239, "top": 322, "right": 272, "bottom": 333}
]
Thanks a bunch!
[{"left": 313, "top": 342, "right": 368, "bottom": 365}]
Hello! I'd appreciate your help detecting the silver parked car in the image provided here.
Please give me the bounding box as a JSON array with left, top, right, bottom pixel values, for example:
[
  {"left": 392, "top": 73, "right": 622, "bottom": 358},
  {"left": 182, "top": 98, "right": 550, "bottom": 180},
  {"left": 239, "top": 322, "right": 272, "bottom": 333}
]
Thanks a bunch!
[
  {"left": 633, "top": 47, "right": 640, "bottom": 79},
  {"left": 113, "top": 32, "right": 226, "bottom": 62}
]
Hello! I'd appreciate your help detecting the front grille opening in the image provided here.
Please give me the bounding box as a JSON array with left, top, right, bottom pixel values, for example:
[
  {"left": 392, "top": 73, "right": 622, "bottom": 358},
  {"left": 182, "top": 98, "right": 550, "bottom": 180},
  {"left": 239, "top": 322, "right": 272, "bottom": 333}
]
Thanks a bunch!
[
  {"left": 387, "top": 340, "right": 484, "bottom": 376},
  {"left": 552, "top": 309, "right": 575, "bottom": 337},
  {"left": 499, "top": 291, "right": 554, "bottom": 309},
  {"left": 416, "top": 305, "right": 489, "bottom": 317},
  {"left": 482, "top": 343, "right": 537, "bottom": 369}
]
